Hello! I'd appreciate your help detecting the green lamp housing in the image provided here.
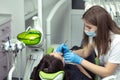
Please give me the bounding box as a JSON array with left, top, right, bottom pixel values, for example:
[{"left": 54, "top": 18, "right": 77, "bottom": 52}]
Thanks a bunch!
[{"left": 17, "top": 29, "right": 42, "bottom": 45}]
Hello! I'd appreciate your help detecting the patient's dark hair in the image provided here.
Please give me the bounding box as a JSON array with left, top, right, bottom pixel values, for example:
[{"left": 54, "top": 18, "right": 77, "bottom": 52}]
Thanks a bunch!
[{"left": 33, "top": 55, "right": 70, "bottom": 80}]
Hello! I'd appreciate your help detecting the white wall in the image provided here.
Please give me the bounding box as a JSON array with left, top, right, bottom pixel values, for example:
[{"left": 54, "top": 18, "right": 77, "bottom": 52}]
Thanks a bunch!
[
  {"left": 71, "top": 10, "right": 85, "bottom": 47},
  {"left": 0, "top": 0, "right": 25, "bottom": 38}
]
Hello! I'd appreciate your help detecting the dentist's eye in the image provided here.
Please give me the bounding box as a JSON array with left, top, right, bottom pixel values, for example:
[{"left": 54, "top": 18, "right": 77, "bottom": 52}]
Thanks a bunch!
[
  {"left": 85, "top": 26, "right": 91, "bottom": 30},
  {"left": 87, "top": 26, "right": 92, "bottom": 29}
]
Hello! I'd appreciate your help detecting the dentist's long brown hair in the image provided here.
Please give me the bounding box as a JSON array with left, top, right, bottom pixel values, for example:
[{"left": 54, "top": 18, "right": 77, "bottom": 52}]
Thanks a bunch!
[{"left": 82, "top": 5, "right": 120, "bottom": 57}]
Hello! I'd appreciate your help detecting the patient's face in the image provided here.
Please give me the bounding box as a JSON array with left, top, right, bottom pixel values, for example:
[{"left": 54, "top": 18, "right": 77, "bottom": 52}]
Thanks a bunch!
[{"left": 50, "top": 52, "right": 65, "bottom": 65}]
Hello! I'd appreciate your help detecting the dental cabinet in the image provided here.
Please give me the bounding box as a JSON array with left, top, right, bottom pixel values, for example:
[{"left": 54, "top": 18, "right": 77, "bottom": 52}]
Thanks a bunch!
[{"left": 0, "top": 14, "right": 11, "bottom": 80}]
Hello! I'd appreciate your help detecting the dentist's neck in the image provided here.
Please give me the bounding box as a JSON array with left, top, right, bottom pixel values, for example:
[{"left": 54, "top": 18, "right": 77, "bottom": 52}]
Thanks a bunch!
[{"left": 89, "top": 37, "right": 93, "bottom": 44}]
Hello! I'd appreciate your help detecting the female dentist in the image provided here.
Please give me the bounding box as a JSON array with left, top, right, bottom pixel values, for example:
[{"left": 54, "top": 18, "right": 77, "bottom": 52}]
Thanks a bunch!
[{"left": 56, "top": 5, "right": 120, "bottom": 79}]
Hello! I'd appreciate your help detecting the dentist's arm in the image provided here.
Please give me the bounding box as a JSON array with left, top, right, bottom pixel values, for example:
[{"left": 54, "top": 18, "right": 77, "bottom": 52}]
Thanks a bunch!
[
  {"left": 81, "top": 59, "right": 118, "bottom": 77},
  {"left": 73, "top": 43, "right": 94, "bottom": 58},
  {"left": 64, "top": 52, "right": 118, "bottom": 77}
]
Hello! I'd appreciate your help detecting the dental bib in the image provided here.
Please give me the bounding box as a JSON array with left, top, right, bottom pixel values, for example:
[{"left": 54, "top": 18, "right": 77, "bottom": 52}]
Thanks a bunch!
[{"left": 39, "top": 71, "right": 64, "bottom": 80}]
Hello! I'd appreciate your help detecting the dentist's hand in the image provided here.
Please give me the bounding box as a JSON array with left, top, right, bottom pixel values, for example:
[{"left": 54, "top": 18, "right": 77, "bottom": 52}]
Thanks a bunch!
[
  {"left": 56, "top": 43, "right": 70, "bottom": 53},
  {"left": 64, "top": 52, "right": 84, "bottom": 64}
]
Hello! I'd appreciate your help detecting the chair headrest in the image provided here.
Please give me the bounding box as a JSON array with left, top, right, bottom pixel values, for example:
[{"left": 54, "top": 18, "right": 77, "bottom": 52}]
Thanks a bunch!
[{"left": 39, "top": 71, "right": 64, "bottom": 80}]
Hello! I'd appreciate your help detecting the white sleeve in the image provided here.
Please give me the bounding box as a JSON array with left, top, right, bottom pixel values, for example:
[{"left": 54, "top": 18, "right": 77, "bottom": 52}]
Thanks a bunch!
[{"left": 108, "top": 42, "right": 120, "bottom": 64}]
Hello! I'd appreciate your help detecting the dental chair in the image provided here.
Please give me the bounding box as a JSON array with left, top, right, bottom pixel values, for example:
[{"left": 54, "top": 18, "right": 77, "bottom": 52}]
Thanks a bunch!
[{"left": 30, "top": 46, "right": 118, "bottom": 80}]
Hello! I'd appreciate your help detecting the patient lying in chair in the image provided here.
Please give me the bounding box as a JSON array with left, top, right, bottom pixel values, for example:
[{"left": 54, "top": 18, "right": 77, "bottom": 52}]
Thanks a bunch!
[{"left": 31, "top": 52, "right": 94, "bottom": 80}]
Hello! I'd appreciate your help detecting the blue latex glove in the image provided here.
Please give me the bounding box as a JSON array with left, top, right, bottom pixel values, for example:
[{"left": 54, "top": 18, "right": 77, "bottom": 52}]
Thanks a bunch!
[
  {"left": 64, "top": 52, "right": 84, "bottom": 64},
  {"left": 56, "top": 43, "right": 70, "bottom": 53}
]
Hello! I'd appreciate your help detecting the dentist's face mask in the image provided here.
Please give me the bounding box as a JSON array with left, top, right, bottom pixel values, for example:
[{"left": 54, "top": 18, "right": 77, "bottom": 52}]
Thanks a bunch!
[
  {"left": 85, "top": 30, "right": 96, "bottom": 37},
  {"left": 83, "top": 20, "right": 97, "bottom": 37}
]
